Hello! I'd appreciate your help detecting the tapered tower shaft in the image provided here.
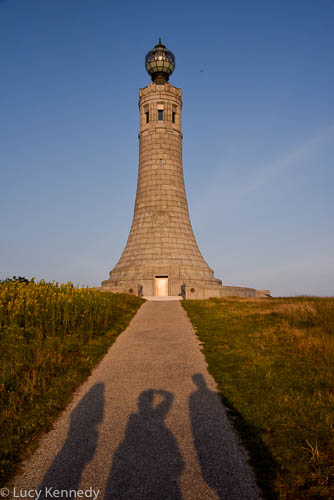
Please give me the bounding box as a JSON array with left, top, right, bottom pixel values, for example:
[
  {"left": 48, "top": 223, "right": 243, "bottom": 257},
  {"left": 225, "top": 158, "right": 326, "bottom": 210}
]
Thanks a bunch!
[{"left": 102, "top": 41, "right": 223, "bottom": 297}]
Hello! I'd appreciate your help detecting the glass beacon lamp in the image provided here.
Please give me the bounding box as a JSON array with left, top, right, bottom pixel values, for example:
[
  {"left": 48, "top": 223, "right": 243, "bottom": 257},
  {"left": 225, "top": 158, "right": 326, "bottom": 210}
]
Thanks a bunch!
[{"left": 145, "top": 38, "right": 175, "bottom": 84}]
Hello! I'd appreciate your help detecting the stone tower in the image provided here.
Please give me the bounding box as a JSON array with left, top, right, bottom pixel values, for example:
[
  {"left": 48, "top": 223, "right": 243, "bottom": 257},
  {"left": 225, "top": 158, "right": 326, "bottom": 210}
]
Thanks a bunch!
[{"left": 102, "top": 40, "right": 269, "bottom": 299}]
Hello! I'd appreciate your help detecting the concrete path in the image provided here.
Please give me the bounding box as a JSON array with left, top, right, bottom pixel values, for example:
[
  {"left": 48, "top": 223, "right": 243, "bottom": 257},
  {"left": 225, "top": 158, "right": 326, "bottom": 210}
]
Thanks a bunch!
[
  {"left": 143, "top": 296, "right": 183, "bottom": 301},
  {"left": 10, "top": 302, "right": 261, "bottom": 500}
]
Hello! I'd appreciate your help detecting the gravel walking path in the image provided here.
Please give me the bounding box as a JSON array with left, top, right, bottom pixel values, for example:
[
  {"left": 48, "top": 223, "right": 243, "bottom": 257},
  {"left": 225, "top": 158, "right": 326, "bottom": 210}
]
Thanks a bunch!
[{"left": 10, "top": 301, "right": 261, "bottom": 500}]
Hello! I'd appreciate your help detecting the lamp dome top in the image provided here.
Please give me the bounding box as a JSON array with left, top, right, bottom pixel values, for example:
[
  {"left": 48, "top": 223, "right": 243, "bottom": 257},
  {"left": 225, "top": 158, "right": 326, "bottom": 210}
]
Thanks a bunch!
[{"left": 145, "top": 38, "right": 175, "bottom": 84}]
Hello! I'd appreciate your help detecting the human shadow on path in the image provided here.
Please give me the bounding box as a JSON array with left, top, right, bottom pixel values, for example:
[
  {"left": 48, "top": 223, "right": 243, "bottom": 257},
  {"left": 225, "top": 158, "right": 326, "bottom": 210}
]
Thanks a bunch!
[
  {"left": 39, "top": 382, "right": 105, "bottom": 496},
  {"left": 105, "top": 389, "right": 184, "bottom": 499},
  {"left": 189, "top": 373, "right": 263, "bottom": 500}
]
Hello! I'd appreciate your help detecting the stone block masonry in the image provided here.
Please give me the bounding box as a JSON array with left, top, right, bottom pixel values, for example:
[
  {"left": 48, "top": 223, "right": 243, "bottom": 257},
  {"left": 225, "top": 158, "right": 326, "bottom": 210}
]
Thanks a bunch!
[{"left": 102, "top": 82, "right": 223, "bottom": 297}]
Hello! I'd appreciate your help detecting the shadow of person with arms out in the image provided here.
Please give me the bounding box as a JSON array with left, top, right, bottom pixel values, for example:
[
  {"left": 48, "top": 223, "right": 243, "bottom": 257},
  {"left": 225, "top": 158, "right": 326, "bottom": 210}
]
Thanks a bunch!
[
  {"left": 189, "top": 374, "right": 260, "bottom": 500},
  {"left": 39, "top": 382, "right": 105, "bottom": 496},
  {"left": 105, "top": 389, "right": 184, "bottom": 500}
]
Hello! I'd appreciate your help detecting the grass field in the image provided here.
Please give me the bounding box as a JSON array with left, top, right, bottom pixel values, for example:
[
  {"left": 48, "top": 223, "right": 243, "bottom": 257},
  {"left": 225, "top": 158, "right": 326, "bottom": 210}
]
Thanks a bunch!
[
  {"left": 182, "top": 296, "right": 334, "bottom": 499},
  {"left": 0, "top": 279, "right": 144, "bottom": 486}
]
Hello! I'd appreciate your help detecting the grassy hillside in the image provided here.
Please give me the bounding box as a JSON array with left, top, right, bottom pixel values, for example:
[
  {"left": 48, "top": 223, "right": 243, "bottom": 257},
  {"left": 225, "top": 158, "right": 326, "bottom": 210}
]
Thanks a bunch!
[
  {"left": 0, "top": 279, "right": 144, "bottom": 486},
  {"left": 182, "top": 297, "right": 334, "bottom": 499}
]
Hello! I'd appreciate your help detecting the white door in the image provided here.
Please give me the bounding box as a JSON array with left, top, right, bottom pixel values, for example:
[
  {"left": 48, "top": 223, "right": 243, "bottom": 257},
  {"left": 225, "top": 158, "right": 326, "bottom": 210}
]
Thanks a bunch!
[{"left": 155, "top": 278, "right": 168, "bottom": 296}]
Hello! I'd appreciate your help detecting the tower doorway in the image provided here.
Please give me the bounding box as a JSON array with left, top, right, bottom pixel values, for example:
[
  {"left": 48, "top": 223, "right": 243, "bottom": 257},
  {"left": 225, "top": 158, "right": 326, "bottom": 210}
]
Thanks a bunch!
[{"left": 155, "top": 276, "right": 168, "bottom": 296}]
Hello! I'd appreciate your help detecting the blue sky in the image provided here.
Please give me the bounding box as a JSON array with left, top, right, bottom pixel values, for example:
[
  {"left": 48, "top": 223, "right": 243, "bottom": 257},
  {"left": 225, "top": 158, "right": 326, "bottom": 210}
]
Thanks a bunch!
[{"left": 1, "top": 0, "right": 333, "bottom": 296}]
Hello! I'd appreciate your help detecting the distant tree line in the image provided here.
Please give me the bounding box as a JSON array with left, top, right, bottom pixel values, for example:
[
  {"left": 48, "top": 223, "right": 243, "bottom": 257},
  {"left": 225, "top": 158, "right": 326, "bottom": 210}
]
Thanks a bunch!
[{"left": 0, "top": 276, "right": 32, "bottom": 284}]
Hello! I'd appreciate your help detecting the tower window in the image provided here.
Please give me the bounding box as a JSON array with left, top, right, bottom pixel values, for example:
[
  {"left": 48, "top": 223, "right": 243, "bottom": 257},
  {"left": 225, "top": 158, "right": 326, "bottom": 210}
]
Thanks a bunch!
[
  {"left": 144, "top": 105, "right": 149, "bottom": 124},
  {"left": 158, "top": 109, "right": 164, "bottom": 121},
  {"left": 172, "top": 105, "right": 177, "bottom": 124}
]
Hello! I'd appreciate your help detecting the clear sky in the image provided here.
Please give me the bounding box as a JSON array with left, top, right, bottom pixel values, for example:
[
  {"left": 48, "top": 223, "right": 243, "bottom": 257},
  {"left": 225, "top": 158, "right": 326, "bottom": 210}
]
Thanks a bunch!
[{"left": 1, "top": 0, "right": 333, "bottom": 296}]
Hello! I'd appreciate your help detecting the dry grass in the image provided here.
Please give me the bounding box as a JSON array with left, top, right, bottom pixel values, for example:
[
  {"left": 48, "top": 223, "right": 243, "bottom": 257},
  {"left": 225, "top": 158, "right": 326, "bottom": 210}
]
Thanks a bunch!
[{"left": 182, "top": 296, "right": 334, "bottom": 499}]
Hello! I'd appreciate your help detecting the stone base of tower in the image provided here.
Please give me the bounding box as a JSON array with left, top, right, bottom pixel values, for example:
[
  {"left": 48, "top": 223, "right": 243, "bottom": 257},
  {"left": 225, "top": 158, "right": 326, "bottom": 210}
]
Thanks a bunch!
[
  {"left": 101, "top": 276, "right": 270, "bottom": 299},
  {"left": 101, "top": 277, "right": 221, "bottom": 298},
  {"left": 181, "top": 282, "right": 270, "bottom": 299}
]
